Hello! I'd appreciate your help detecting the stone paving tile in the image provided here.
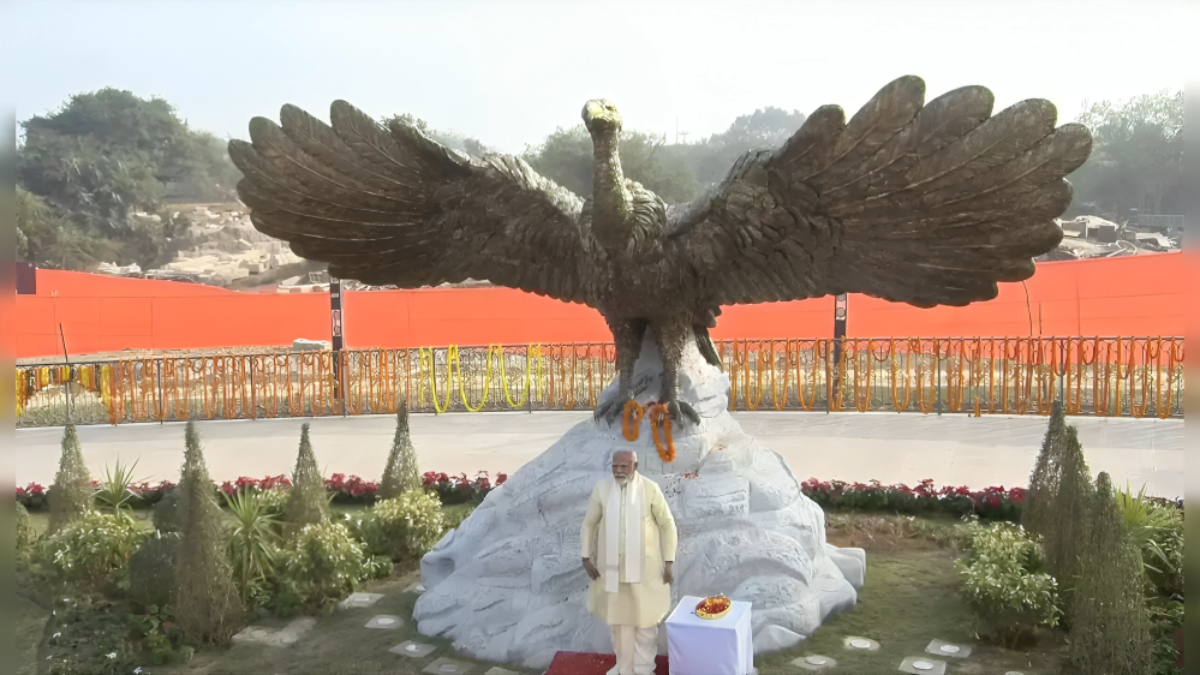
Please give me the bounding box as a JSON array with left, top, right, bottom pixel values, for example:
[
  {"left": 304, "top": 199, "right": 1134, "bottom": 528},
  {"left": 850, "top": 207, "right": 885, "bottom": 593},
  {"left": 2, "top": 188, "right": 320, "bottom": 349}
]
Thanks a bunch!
[
  {"left": 338, "top": 592, "right": 384, "bottom": 610},
  {"left": 365, "top": 615, "right": 404, "bottom": 629},
  {"left": 793, "top": 654, "right": 837, "bottom": 670},
  {"left": 422, "top": 656, "right": 474, "bottom": 674},
  {"left": 899, "top": 655, "right": 946, "bottom": 675},
  {"left": 390, "top": 640, "right": 438, "bottom": 658},
  {"left": 843, "top": 635, "right": 881, "bottom": 651},
  {"left": 231, "top": 617, "right": 316, "bottom": 647},
  {"left": 925, "top": 638, "right": 972, "bottom": 658}
]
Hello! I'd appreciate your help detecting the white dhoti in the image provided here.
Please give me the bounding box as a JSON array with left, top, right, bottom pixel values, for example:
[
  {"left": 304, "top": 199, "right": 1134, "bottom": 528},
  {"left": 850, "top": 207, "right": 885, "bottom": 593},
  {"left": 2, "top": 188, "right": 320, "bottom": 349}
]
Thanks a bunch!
[
  {"left": 608, "top": 624, "right": 658, "bottom": 675},
  {"left": 581, "top": 472, "right": 678, "bottom": 675}
]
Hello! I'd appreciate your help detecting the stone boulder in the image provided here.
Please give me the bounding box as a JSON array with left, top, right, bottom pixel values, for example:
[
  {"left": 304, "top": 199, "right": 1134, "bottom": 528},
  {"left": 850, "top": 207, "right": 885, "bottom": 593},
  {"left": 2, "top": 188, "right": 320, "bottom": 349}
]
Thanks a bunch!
[{"left": 413, "top": 333, "right": 864, "bottom": 669}]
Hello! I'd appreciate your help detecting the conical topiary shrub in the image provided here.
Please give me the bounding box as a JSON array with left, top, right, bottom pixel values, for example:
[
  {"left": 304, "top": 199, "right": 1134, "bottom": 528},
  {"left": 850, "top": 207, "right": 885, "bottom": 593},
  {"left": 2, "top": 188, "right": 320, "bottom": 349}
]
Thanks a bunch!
[
  {"left": 48, "top": 423, "right": 93, "bottom": 534},
  {"left": 378, "top": 401, "right": 421, "bottom": 500},
  {"left": 1023, "top": 400, "right": 1069, "bottom": 537},
  {"left": 283, "top": 423, "right": 327, "bottom": 537},
  {"left": 1067, "top": 472, "right": 1153, "bottom": 674},
  {"left": 174, "top": 421, "right": 243, "bottom": 645},
  {"left": 1024, "top": 402, "right": 1093, "bottom": 603}
]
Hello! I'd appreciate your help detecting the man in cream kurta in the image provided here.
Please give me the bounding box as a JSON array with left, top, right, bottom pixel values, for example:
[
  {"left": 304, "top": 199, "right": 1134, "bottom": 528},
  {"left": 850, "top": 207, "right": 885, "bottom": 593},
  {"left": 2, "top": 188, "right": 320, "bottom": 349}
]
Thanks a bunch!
[{"left": 581, "top": 449, "right": 678, "bottom": 675}]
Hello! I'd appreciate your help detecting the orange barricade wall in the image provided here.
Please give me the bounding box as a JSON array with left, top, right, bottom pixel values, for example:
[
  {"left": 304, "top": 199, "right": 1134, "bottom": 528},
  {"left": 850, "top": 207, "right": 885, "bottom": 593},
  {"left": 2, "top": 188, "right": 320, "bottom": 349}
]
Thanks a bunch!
[{"left": 15, "top": 253, "right": 1183, "bottom": 359}]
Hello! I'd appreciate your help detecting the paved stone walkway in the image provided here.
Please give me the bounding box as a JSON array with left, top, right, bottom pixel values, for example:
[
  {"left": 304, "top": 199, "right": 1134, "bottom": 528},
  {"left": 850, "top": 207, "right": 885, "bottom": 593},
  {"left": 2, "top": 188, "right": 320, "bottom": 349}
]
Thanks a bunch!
[{"left": 15, "top": 411, "right": 1184, "bottom": 498}]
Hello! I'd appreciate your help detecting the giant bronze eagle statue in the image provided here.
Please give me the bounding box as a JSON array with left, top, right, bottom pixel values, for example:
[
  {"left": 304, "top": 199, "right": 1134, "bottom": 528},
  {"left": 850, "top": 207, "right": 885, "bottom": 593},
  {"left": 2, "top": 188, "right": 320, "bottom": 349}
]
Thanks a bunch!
[{"left": 230, "top": 76, "right": 1091, "bottom": 426}]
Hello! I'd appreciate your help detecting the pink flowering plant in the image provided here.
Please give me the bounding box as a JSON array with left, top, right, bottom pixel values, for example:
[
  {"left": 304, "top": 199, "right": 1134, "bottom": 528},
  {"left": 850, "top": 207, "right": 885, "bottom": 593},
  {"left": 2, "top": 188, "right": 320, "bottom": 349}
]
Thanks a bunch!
[
  {"left": 17, "top": 470, "right": 508, "bottom": 511},
  {"left": 801, "top": 477, "right": 1025, "bottom": 522},
  {"left": 422, "top": 471, "right": 507, "bottom": 505}
]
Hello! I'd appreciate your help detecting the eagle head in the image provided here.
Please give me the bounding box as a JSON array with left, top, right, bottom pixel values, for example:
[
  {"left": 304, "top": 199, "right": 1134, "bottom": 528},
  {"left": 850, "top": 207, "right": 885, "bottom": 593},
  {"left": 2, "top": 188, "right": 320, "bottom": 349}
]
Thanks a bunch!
[{"left": 582, "top": 99, "right": 623, "bottom": 135}]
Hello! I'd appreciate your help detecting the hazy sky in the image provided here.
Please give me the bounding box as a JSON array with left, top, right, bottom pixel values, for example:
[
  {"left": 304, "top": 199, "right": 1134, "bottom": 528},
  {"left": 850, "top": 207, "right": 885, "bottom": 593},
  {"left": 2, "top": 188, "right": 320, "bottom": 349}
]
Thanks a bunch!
[{"left": 12, "top": 0, "right": 1189, "bottom": 154}]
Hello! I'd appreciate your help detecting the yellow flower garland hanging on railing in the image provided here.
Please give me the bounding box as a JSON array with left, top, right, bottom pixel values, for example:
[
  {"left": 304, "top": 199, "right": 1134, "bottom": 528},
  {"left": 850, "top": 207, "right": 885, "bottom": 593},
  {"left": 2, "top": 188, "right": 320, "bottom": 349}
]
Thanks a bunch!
[{"left": 497, "top": 345, "right": 535, "bottom": 408}]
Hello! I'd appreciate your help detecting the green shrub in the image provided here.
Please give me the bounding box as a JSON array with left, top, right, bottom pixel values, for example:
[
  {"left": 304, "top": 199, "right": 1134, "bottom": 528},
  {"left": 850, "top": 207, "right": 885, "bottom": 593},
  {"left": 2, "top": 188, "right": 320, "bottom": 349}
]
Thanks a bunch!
[
  {"left": 153, "top": 487, "right": 182, "bottom": 532},
  {"left": 174, "top": 421, "right": 243, "bottom": 646},
  {"left": 1067, "top": 472, "right": 1153, "bottom": 674},
  {"left": 378, "top": 402, "right": 421, "bottom": 499},
  {"left": 16, "top": 501, "right": 35, "bottom": 550},
  {"left": 257, "top": 487, "right": 289, "bottom": 517},
  {"left": 1115, "top": 483, "right": 1184, "bottom": 598},
  {"left": 1150, "top": 601, "right": 1183, "bottom": 675},
  {"left": 359, "top": 490, "right": 445, "bottom": 563},
  {"left": 278, "top": 520, "right": 369, "bottom": 610},
  {"left": 224, "top": 489, "right": 281, "bottom": 606},
  {"left": 128, "top": 532, "right": 182, "bottom": 609},
  {"left": 365, "top": 555, "right": 394, "bottom": 580},
  {"left": 38, "top": 511, "right": 145, "bottom": 586},
  {"left": 48, "top": 423, "right": 93, "bottom": 533},
  {"left": 441, "top": 503, "right": 475, "bottom": 534},
  {"left": 1023, "top": 404, "right": 1092, "bottom": 601},
  {"left": 283, "top": 423, "right": 328, "bottom": 537},
  {"left": 955, "top": 521, "right": 1060, "bottom": 648}
]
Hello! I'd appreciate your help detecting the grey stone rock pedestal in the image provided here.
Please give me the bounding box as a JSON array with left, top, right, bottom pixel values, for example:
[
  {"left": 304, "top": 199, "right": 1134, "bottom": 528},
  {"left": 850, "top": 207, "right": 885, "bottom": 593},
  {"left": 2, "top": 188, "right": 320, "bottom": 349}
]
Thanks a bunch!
[{"left": 413, "top": 335, "right": 865, "bottom": 669}]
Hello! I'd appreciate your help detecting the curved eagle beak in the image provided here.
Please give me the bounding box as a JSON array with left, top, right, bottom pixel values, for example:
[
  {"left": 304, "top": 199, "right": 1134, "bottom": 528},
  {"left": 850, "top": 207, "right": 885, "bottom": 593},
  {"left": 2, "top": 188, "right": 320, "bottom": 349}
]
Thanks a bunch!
[{"left": 582, "top": 99, "right": 622, "bottom": 134}]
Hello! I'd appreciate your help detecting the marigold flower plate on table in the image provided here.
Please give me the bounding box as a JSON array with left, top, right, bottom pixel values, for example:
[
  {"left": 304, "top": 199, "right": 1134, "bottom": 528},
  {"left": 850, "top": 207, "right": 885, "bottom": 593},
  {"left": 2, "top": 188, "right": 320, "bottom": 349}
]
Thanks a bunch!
[{"left": 694, "top": 595, "right": 732, "bottom": 620}]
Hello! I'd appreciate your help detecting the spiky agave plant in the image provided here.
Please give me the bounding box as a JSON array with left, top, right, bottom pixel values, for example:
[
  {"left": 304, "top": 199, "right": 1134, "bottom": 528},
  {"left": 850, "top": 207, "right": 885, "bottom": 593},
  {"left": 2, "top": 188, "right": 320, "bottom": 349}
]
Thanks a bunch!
[
  {"left": 223, "top": 488, "right": 281, "bottom": 605},
  {"left": 94, "top": 457, "right": 144, "bottom": 524}
]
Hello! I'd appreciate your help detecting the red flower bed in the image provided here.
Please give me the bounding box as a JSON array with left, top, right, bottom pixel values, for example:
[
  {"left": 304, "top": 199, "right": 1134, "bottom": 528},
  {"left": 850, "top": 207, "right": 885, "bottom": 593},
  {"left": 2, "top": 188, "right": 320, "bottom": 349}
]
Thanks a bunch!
[
  {"left": 16, "top": 470, "right": 508, "bottom": 510},
  {"left": 422, "top": 471, "right": 506, "bottom": 505},
  {"left": 800, "top": 477, "right": 1025, "bottom": 521},
  {"left": 16, "top": 472, "right": 1048, "bottom": 519}
]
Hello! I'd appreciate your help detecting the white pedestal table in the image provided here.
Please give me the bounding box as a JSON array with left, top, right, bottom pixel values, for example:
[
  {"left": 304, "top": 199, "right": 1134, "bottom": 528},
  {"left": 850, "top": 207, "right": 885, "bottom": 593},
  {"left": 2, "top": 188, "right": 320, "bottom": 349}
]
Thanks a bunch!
[{"left": 665, "top": 596, "right": 755, "bottom": 675}]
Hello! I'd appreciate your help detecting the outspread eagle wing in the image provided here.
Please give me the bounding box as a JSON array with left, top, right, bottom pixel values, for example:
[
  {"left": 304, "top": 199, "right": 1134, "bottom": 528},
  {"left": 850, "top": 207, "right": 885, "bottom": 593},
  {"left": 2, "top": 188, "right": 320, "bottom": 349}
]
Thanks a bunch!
[
  {"left": 667, "top": 75, "right": 1092, "bottom": 309},
  {"left": 229, "top": 101, "right": 595, "bottom": 304}
]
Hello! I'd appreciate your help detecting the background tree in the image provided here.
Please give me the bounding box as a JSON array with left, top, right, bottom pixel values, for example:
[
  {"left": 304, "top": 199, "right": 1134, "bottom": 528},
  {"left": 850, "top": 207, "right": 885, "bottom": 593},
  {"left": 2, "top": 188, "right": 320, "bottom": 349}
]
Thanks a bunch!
[
  {"left": 283, "top": 423, "right": 327, "bottom": 536},
  {"left": 16, "top": 187, "right": 116, "bottom": 269},
  {"left": 1067, "top": 89, "right": 1184, "bottom": 220},
  {"left": 17, "top": 88, "right": 240, "bottom": 270},
  {"left": 175, "top": 421, "right": 243, "bottom": 645},
  {"left": 523, "top": 126, "right": 698, "bottom": 204},
  {"left": 378, "top": 401, "right": 421, "bottom": 500},
  {"left": 47, "top": 424, "right": 93, "bottom": 534},
  {"left": 677, "top": 106, "right": 808, "bottom": 186}
]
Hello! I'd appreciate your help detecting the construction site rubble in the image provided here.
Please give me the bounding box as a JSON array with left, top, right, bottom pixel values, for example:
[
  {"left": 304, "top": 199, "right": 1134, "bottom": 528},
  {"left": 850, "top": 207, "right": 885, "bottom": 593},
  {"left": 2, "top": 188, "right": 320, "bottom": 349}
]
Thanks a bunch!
[{"left": 1040, "top": 215, "right": 1183, "bottom": 261}]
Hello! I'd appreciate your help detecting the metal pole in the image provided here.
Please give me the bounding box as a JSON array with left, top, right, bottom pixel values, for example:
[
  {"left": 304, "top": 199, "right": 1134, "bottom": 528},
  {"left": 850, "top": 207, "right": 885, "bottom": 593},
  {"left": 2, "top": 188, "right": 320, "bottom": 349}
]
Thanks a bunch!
[
  {"left": 58, "top": 324, "right": 73, "bottom": 424},
  {"left": 936, "top": 342, "right": 943, "bottom": 416},
  {"left": 832, "top": 294, "right": 847, "bottom": 406},
  {"left": 156, "top": 359, "right": 164, "bottom": 424},
  {"left": 329, "top": 278, "right": 347, "bottom": 417}
]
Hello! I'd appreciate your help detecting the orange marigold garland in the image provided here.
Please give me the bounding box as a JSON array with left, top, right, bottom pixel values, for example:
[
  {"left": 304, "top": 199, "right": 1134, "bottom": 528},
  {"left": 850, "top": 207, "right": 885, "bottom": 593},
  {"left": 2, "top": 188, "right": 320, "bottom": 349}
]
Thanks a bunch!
[
  {"left": 622, "top": 400, "right": 648, "bottom": 441},
  {"left": 647, "top": 404, "right": 676, "bottom": 462},
  {"left": 620, "top": 399, "right": 677, "bottom": 463}
]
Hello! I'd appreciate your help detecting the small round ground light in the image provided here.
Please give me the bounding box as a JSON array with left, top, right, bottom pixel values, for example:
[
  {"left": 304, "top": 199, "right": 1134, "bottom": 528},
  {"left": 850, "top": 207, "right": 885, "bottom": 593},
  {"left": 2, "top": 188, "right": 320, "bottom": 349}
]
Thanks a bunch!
[
  {"left": 844, "top": 636, "right": 880, "bottom": 651},
  {"left": 912, "top": 662, "right": 934, "bottom": 671},
  {"left": 939, "top": 645, "right": 959, "bottom": 654},
  {"left": 791, "top": 654, "right": 837, "bottom": 670}
]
